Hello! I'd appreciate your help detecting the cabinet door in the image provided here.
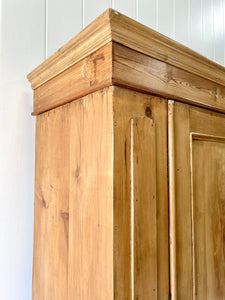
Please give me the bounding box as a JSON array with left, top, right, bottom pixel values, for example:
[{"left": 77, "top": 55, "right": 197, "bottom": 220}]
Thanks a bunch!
[{"left": 169, "top": 101, "right": 225, "bottom": 300}]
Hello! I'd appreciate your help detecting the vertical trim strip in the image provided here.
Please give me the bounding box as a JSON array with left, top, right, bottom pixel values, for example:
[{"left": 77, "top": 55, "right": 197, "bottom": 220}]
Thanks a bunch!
[
  {"left": 168, "top": 100, "right": 177, "bottom": 300},
  {"left": 190, "top": 133, "right": 196, "bottom": 300},
  {"left": 130, "top": 118, "right": 135, "bottom": 300}
]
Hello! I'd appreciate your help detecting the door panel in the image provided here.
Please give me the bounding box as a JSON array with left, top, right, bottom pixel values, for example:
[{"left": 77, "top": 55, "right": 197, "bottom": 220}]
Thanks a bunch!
[
  {"left": 170, "top": 101, "right": 225, "bottom": 300},
  {"left": 192, "top": 136, "right": 225, "bottom": 299}
]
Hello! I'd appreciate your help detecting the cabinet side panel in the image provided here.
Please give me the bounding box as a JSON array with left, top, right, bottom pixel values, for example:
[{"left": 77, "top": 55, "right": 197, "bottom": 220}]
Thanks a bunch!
[
  {"left": 33, "top": 106, "right": 70, "bottom": 300},
  {"left": 113, "top": 87, "right": 169, "bottom": 300},
  {"left": 68, "top": 88, "right": 114, "bottom": 300}
]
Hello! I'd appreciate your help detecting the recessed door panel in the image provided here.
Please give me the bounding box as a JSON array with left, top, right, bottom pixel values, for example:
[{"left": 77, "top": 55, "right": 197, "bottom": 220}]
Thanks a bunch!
[
  {"left": 170, "top": 101, "right": 225, "bottom": 300},
  {"left": 192, "top": 137, "right": 225, "bottom": 300}
]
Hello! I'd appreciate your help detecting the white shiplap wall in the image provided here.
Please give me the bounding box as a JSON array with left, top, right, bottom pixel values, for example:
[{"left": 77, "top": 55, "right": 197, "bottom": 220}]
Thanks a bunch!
[
  {"left": 0, "top": 0, "right": 225, "bottom": 299},
  {"left": 46, "top": 0, "right": 225, "bottom": 64},
  {"left": 0, "top": 0, "right": 45, "bottom": 299}
]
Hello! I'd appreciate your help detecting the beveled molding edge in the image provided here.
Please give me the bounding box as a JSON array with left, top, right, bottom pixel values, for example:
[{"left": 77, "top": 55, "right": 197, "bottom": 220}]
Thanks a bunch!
[
  {"left": 110, "top": 10, "right": 225, "bottom": 88},
  {"left": 31, "top": 41, "right": 225, "bottom": 116},
  {"left": 27, "top": 8, "right": 225, "bottom": 91},
  {"left": 27, "top": 9, "right": 112, "bottom": 89}
]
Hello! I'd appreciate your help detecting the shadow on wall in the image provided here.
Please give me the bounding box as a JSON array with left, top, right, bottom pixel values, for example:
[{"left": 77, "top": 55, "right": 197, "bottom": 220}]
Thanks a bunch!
[
  {"left": 0, "top": 82, "right": 35, "bottom": 300},
  {"left": 0, "top": 0, "right": 46, "bottom": 297}
]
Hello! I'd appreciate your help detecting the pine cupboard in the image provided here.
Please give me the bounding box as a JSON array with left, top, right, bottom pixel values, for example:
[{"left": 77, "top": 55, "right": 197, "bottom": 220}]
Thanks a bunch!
[{"left": 27, "top": 9, "right": 225, "bottom": 300}]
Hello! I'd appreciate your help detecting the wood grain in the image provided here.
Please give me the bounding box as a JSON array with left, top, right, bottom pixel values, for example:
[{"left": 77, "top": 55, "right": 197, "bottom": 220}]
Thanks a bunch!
[
  {"left": 33, "top": 88, "right": 114, "bottom": 300},
  {"left": 173, "top": 103, "right": 225, "bottom": 299},
  {"left": 168, "top": 100, "right": 177, "bottom": 300},
  {"left": 189, "top": 107, "right": 225, "bottom": 299},
  {"left": 32, "top": 43, "right": 112, "bottom": 115},
  {"left": 28, "top": 10, "right": 225, "bottom": 115},
  {"left": 192, "top": 137, "right": 225, "bottom": 300},
  {"left": 33, "top": 105, "right": 70, "bottom": 300},
  {"left": 31, "top": 41, "right": 225, "bottom": 116},
  {"left": 109, "top": 9, "right": 225, "bottom": 87},
  {"left": 68, "top": 88, "right": 114, "bottom": 300},
  {"left": 27, "top": 9, "right": 112, "bottom": 89},
  {"left": 189, "top": 106, "right": 225, "bottom": 136},
  {"left": 113, "top": 43, "right": 225, "bottom": 113},
  {"left": 113, "top": 87, "right": 169, "bottom": 300},
  {"left": 27, "top": 9, "right": 225, "bottom": 90},
  {"left": 130, "top": 116, "right": 157, "bottom": 300},
  {"left": 173, "top": 102, "right": 193, "bottom": 300}
]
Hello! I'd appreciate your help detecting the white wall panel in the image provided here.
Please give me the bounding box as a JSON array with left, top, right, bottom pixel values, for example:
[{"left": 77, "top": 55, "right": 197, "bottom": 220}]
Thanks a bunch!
[
  {"left": 113, "top": 0, "right": 136, "bottom": 19},
  {"left": 83, "top": 0, "right": 111, "bottom": 27},
  {"left": 0, "top": 0, "right": 45, "bottom": 84},
  {"left": 174, "top": 0, "right": 189, "bottom": 46},
  {"left": 202, "top": 0, "right": 214, "bottom": 60},
  {"left": 0, "top": 0, "right": 45, "bottom": 300},
  {"left": 213, "top": 0, "right": 224, "bottom": 65},
  {"left": 189, "top": 0, "right": 203, "bottom": 54},
  {"left": 47, "top": 0, "right": 82, "bottom": 57},
  {"left": 138, "top": 0, "right": 157, "bottom": 30},
  {"left": 224, "top": 1, "right": 225, "bottom": 66},
  {"left": 158, "top": 0, "right": 174, "bottom": 38}
]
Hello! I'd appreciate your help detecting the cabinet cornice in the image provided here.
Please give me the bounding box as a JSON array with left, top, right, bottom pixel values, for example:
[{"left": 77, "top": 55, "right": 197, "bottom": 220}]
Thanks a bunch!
[{"left": 28, "top": 9, "right": 225, "bottom": 115}]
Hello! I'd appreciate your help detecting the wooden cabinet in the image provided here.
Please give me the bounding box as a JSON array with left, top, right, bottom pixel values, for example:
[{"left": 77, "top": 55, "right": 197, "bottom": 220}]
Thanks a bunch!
[{"left": 27, "top": 9, "right": 225, "bottom": 300}]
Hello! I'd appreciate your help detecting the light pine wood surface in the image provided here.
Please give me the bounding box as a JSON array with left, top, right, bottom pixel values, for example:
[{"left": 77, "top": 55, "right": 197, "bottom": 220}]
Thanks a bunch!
[
  {"left": 113, "top": 87, "right": 169, "bottom": 300},
  {"left": 27, "top": 9, "right": 112, "bottom": 89},
  {"left": 34, "top": 88, "right": 114, "bottom": 300},
  {"left": 27, "top": 9, "right": 225, "bottom": 90},
  {"left": 68, "top": 88, "right": 114, "bottom": 300},
  {"left": 33, "top": 105, "right": 70, "bottom": 300},
  {"left": 168, "top": 100, "right": 177, "bottom": 300},
  {"left": 131, "top": 116, "right": 157, "bottom": 300},
  {"left": 113, "top": 43, "right": 225, "bottom": 114},
  {"left": 172, "top": 102, "right": 193, "bottom": 300},
  {"left": 33, "top": 86, "right": 169, "bottom": 299},
  {"left": 192, "top": 138, "right": 225, "bottom": 300},
  {"left": 33, "top": 43, "right": 112, "bottom": 115},
  {"left": 28, "top": 10, "right": 225, "bottom": 115},
  {"left": 171, "top": 102, "right": 225, "bottom": 300},
  {"left": 29, "top": 9, "right": 225, "bottom": 300},
  {"left": 31, "top": 40, "right": 225, "bottom": 116}
]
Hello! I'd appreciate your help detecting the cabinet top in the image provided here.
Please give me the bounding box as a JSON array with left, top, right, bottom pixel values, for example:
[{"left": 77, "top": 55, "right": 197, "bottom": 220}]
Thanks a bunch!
[
  {"left": 27, "top": 9, "right": 225, "bottom": 116},
  {"left": 27, "top": 8, "right": 225, "bottom": 90}
]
